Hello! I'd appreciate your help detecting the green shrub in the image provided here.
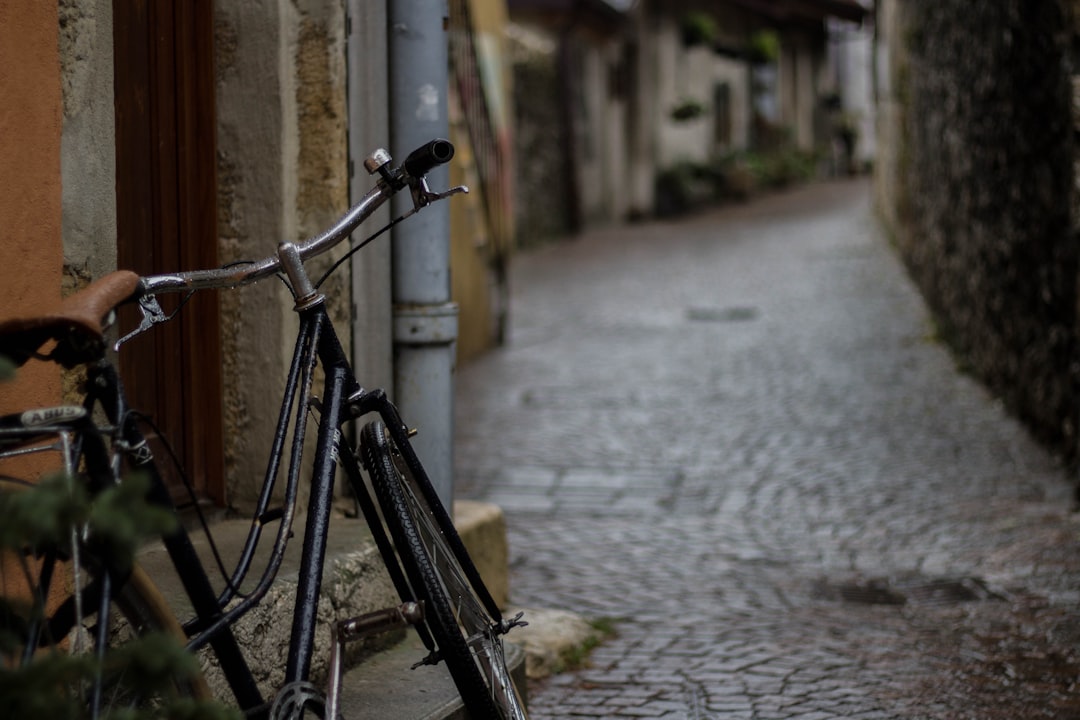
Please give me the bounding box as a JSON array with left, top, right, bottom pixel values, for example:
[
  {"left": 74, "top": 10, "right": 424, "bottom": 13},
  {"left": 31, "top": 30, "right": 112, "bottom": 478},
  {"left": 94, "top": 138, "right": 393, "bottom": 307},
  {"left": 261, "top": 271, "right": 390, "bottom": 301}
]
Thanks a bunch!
[
  {"left": 680, "top": 13, "right": 717, "bottom": 47},
  {"left": 655, "top": 146, "right": 820, "bottom": 218},
  {"left": 655, "top": 161, "right": 718, "bottom": 216},
  {"left": 739, "top": 148, "right": 819, "bottom": 188},
  {"left": 0, "top": 447, "right": 240, "bottom": 718}
]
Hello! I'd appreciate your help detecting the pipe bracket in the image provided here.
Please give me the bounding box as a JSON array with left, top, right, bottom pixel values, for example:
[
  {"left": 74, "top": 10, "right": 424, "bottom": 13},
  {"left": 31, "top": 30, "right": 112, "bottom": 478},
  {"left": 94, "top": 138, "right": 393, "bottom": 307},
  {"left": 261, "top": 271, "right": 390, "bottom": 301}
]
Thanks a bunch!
[{"left": 392, "top": 302, "right": 459, "bottom": 345}]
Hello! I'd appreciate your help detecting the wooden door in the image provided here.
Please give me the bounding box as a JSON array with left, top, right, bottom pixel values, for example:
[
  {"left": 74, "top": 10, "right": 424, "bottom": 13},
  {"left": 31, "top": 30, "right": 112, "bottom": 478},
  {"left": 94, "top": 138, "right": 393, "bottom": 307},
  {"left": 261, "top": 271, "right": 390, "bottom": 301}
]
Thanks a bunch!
[{"left": 113, "top": 0, "right": 225, "bottom": 506}]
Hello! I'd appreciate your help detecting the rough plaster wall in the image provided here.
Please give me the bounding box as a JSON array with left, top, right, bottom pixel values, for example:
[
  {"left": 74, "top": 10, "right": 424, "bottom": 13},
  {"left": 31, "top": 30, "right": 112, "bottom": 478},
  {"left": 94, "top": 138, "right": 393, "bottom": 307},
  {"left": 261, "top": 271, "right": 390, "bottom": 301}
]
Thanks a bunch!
[
  {"left": 653, "top": 20, "right": 752, "bottom": 169},
  {"left": 873, "top": 0, "right": 904, "bottom": 233},
  {"left": 664, "top": 42, "right": 718, "bottom": 166},
  {"left": 214, "top": 0, "right": 296, "bottom": 508},
  {"left": 655, "top": 20, "right": 687, "bottom": 168},
  {"left": 601, "top": 41, "right": 629, "bottom": 223},
  {"left": 295, "top": 9, "right": 350, "bottom": 338},
  {"left": 577, "top": 46, "right": 608, "bottom": 224},
  {"left": 840, "top": 28, "right": 875, "bottom": 165},
  {"left": 57, "top": 0, "right": 115, "bottom": 405},
  {"left": 715, "top": 55, "right": 750, "bottom": 152},
  {"left": 628, "top": 11, "right": 658, "bottom": 217},
  {"left": 778, "top": 30, "right": 823, "bottom": 152},
  {"left": 58, "top": 0, "right": 116, "bottom": 286},
  {"left": 214, "top": 0, "right": 349, "bottom": 509},
  {"left": 880, "top": 0, "right": 1077, "bottom": 457},
  {"left": 509, "top": 26, "right": 571, "bottom": 245},
  {"left": 293, "top": 4, "right": 350, "bottom": 508},
  {"left": 448, "top": 107, "right": 496, "bottom": 362}
]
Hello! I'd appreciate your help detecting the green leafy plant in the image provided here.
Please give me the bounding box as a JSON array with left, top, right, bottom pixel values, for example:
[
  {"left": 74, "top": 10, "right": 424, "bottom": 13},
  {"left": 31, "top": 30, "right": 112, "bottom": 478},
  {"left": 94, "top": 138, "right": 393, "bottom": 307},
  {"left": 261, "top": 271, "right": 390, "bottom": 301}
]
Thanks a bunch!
[
  {"left": 740, "top": 147, "right": 818, "bottom": 188},
  {"left": 747, "top": 30, "right": 780, "bottom": 64},
  {"left": 555, "top": 617, "right": 619, "bottom": 673},
  {"left": 655, "top": 144, "right": 821, "bottom": 217},
  {"left": 669, "top": 98, "right": 706, "bottom": 122},
  {"left": 0, "top": 469, "right": 240, "bottom": 719},
  {"left": 680, "top": 12, "right": 718, "bottom": 48}
]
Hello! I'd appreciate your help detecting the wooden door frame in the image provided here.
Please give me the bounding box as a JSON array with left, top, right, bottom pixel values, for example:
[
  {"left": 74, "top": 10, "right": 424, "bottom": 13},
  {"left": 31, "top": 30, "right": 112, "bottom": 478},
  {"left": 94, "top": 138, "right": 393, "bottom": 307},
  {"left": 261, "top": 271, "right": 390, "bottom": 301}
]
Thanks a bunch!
[{"left": 113, "top": 0, "right": 225, "bottom": 506}]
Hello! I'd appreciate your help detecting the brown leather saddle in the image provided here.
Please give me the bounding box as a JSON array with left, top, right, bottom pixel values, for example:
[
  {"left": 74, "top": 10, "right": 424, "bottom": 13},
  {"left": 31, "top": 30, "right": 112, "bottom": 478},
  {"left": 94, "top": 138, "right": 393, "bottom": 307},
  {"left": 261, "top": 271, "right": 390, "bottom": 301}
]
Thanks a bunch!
[{"left": 0, "top": 271, "right": 141, "bottom": 367}]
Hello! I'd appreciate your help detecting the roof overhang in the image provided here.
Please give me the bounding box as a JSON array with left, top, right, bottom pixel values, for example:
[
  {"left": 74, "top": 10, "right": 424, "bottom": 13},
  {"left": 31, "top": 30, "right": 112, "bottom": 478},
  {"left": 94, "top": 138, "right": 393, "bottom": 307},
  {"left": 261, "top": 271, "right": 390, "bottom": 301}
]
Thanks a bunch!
[
  {"left": 507, "top": 0, "right": 868, "bottom": 35},
  {"left": 507, "top": 0, "right": 631, "bottom": 37},
  {"left": 728, "top": 0, "right": 868, "bottom": 24},
  {"left": 507, "top": 0, "right": 627, "bottom": 21}
]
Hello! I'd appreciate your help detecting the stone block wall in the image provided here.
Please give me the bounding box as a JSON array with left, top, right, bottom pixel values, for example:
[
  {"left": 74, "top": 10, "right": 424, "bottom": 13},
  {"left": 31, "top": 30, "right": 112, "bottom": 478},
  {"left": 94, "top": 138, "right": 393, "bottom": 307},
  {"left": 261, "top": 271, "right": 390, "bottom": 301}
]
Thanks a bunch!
[
  {"left": 877, "top": 0, "right": 1078, "bottom": 459},
  {"left": 509, "top": 28, "right": 575, "bottom": 245}
]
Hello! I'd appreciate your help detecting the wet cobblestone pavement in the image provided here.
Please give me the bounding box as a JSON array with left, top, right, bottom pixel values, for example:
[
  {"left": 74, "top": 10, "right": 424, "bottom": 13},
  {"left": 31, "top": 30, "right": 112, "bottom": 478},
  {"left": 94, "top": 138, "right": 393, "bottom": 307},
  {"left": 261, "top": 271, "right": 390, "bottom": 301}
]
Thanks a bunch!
[{"left": 454, "top": 179, "right": 1080, "bottom": 719}]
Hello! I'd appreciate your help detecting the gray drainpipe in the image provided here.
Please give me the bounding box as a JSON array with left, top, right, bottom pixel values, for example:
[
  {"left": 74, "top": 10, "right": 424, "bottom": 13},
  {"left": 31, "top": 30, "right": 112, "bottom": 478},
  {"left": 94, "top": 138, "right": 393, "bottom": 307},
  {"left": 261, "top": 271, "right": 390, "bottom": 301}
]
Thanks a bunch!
[{"left": 388, "top": 0, "right": 457, "bottom": 507}]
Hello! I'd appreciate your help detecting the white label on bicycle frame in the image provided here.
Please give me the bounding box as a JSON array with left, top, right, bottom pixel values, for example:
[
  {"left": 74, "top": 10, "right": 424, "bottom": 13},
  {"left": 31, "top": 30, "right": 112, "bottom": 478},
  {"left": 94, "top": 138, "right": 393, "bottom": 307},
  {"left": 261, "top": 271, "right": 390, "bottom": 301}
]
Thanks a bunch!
[
  {"left": 21, "top": 405, "right": 87, "bottom": 427},
  {"left": 331, "top": 429, "right": 341, "bottom": 463}
]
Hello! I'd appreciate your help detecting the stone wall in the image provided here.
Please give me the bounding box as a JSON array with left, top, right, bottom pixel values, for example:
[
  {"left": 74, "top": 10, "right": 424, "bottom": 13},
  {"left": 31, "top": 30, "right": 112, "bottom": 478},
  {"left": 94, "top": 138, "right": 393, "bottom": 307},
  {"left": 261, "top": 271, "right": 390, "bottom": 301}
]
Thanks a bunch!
[
  {"left": 214, "top": 0, "right": 349, "bottom": 508},
  {"left": 877, "top": 0, "right": 1078, "bottom": 458},
  {"left": 509, "top": 27, "right": 574, "bottom": 245}
]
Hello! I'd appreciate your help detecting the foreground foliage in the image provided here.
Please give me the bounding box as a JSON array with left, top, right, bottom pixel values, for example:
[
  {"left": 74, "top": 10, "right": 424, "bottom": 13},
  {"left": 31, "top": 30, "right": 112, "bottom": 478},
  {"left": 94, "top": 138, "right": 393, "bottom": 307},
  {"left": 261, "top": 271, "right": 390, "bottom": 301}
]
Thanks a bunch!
[{"left": 0, "top": 429, "right": 238, "bottom": 718}]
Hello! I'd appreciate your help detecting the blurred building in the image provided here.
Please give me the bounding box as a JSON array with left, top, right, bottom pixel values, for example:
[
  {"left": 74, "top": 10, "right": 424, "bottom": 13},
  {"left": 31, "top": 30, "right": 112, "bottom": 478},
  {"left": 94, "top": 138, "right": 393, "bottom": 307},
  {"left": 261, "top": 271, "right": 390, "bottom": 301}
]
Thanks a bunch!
[{"left": 507, "top": 0, "right": 870, "bottom": 237}]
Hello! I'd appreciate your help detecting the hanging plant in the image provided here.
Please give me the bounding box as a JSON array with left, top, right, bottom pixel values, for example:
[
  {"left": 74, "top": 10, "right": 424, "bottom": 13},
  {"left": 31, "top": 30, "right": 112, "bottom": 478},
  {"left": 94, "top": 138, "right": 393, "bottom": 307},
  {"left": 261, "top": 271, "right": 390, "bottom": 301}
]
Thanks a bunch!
[
  {"left": 680, "top": 13, "right": 718, "bottom": 48},
  {"left": 747, "top": 30, "right": 780, "bottom": 64},
  {"left": 670, "top": 98, "right": 706, "bottom": 122}
]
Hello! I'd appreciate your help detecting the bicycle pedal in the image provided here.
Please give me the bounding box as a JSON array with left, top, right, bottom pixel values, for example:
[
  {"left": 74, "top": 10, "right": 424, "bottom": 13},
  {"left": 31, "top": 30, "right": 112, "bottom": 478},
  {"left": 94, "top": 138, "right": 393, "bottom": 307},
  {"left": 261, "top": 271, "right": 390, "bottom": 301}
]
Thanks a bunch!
[
  {"left": 326, "top": 604, "right": 422, "bottom": 720},
  {"left": 335, "top": 601, "right": 423, "bottom": 643}
]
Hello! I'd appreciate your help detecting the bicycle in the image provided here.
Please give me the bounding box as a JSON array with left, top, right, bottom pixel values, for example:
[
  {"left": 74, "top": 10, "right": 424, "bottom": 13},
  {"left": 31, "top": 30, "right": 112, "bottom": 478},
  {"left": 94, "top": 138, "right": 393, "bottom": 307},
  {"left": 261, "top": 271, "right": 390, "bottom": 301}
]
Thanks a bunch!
[{"left": 0, "top": 139, "right": 528, "bottom": 719}]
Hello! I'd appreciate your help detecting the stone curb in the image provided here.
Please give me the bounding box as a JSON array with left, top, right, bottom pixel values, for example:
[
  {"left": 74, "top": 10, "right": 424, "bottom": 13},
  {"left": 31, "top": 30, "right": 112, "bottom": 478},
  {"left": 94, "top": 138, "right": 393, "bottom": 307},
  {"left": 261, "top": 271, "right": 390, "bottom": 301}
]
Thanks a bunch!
[{"left": 505, "top": 606, "right": 604, "bottom": 680}]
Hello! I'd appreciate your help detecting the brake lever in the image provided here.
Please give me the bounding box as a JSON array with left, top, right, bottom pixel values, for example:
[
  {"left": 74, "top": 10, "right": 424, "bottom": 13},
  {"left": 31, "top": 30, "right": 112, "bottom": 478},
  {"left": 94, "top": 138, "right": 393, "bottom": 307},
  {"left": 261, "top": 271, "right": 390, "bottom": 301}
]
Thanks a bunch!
[
  {"left": 409, "top": 177, "right": 469, "bottom": 211},
  {"left": 114, "top": 294, "right": 169, "bottom": 351}
]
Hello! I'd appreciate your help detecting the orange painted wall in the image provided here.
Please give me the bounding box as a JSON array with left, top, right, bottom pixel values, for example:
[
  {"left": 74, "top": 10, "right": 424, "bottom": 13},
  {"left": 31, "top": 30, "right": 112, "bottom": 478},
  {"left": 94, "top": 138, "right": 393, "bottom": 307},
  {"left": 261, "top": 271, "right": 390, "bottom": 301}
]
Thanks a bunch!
[{"left": 0, "top": 1, "right": 64, "bottom": 415}]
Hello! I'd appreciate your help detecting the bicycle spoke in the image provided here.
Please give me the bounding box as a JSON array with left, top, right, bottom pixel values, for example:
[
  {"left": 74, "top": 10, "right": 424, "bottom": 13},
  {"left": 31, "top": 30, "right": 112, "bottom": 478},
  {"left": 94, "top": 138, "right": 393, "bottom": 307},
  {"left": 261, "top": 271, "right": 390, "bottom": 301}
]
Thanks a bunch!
[{"left": 362, "top": 420, "right": 528, "bottom": 718}]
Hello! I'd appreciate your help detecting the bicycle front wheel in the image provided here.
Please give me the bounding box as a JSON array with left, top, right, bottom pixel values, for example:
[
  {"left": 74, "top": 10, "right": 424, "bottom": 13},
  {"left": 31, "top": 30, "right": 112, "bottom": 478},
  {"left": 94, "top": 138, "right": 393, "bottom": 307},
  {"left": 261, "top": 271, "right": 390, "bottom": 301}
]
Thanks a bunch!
[{"left": 359, "top": 420, "right": 528, "bottom": 720}]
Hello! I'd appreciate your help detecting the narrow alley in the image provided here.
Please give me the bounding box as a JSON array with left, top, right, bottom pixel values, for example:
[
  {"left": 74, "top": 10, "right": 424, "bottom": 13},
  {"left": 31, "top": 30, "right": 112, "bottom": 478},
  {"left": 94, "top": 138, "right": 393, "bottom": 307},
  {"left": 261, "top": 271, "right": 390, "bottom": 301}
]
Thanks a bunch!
[{"left": 455, "top": 178, "right": 1080, "bottom": 719}]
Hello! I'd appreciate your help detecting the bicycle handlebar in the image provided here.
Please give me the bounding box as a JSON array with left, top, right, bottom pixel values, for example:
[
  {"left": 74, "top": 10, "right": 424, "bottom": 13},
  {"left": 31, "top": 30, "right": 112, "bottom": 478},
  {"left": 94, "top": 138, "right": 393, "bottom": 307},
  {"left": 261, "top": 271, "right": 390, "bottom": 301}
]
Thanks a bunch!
[
  {"left": 138, "top": 139, "right": 457, "bottom": 297},
  {"left": 402, "top": 139, "right": 455, "bottom": 179}
]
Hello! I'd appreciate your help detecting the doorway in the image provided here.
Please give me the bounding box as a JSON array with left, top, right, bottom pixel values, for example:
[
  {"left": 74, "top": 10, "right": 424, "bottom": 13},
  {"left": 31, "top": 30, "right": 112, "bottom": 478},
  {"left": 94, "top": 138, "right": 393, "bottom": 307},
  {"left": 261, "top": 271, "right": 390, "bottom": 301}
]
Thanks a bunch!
[{"left": 113, "top": 0, "right": 224, "bottom": 505}]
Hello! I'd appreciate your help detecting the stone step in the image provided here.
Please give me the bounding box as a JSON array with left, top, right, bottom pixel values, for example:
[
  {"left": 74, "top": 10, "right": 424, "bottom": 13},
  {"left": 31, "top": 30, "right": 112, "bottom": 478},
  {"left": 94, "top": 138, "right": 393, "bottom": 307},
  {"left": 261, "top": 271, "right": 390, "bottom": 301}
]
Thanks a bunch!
[
  {"left": 136, "top": 500, "right": 515, "bottom": 716},
  {"left": 338, "top": 634, "right": 528, "bottom": 719}
]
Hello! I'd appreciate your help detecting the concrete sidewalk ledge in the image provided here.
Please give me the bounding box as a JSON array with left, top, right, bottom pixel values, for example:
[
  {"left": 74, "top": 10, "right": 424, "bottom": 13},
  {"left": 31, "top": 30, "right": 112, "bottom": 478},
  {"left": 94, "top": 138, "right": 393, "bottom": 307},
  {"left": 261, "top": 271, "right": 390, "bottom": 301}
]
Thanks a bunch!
[
  {"left": 453, "top": 499, "right": 510, "bottom": 608},
  {"left": 137, "top": 499, "right": 512, "bottom": 710},
  {"left": 339, "top": 633, "right": 528, "bottom": 719}
]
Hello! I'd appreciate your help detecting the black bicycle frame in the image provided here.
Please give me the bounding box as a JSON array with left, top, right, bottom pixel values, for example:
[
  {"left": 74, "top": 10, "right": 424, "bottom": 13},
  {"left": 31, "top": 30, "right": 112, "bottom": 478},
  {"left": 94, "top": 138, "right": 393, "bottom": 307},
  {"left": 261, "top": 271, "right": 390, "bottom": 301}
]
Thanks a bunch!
[
  {"left": 86, "top": 297, "right": 505, "bottom": 717},
  {"left": 88, "top": 361, "right": 265, "bottom": 711}
]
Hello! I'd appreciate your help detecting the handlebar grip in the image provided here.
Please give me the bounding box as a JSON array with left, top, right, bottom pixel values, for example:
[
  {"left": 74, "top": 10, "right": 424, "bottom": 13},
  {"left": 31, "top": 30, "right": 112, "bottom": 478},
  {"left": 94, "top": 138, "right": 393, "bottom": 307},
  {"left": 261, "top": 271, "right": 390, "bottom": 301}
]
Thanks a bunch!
[{"left": 402, "top": 139, "right": 455, "bottom": 178}]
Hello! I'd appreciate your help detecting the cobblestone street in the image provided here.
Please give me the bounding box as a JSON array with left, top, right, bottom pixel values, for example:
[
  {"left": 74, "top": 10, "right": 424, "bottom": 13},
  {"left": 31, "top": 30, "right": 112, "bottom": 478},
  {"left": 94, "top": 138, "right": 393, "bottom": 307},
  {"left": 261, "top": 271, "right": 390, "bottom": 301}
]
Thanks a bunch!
[{"left": 454, "top": 178, "right": 1080, "bottom": 719}]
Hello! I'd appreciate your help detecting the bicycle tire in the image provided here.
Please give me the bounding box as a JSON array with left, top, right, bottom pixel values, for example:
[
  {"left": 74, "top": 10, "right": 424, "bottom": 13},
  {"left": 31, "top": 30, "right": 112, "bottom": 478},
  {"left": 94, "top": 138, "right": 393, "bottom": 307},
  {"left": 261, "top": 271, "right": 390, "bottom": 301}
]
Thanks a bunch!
[
  {"left": 359, "top": 420, "right": 528, "bottom": 720},
  {"left": 2, "top": 548, "right": 208, "bottom": 714}
]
